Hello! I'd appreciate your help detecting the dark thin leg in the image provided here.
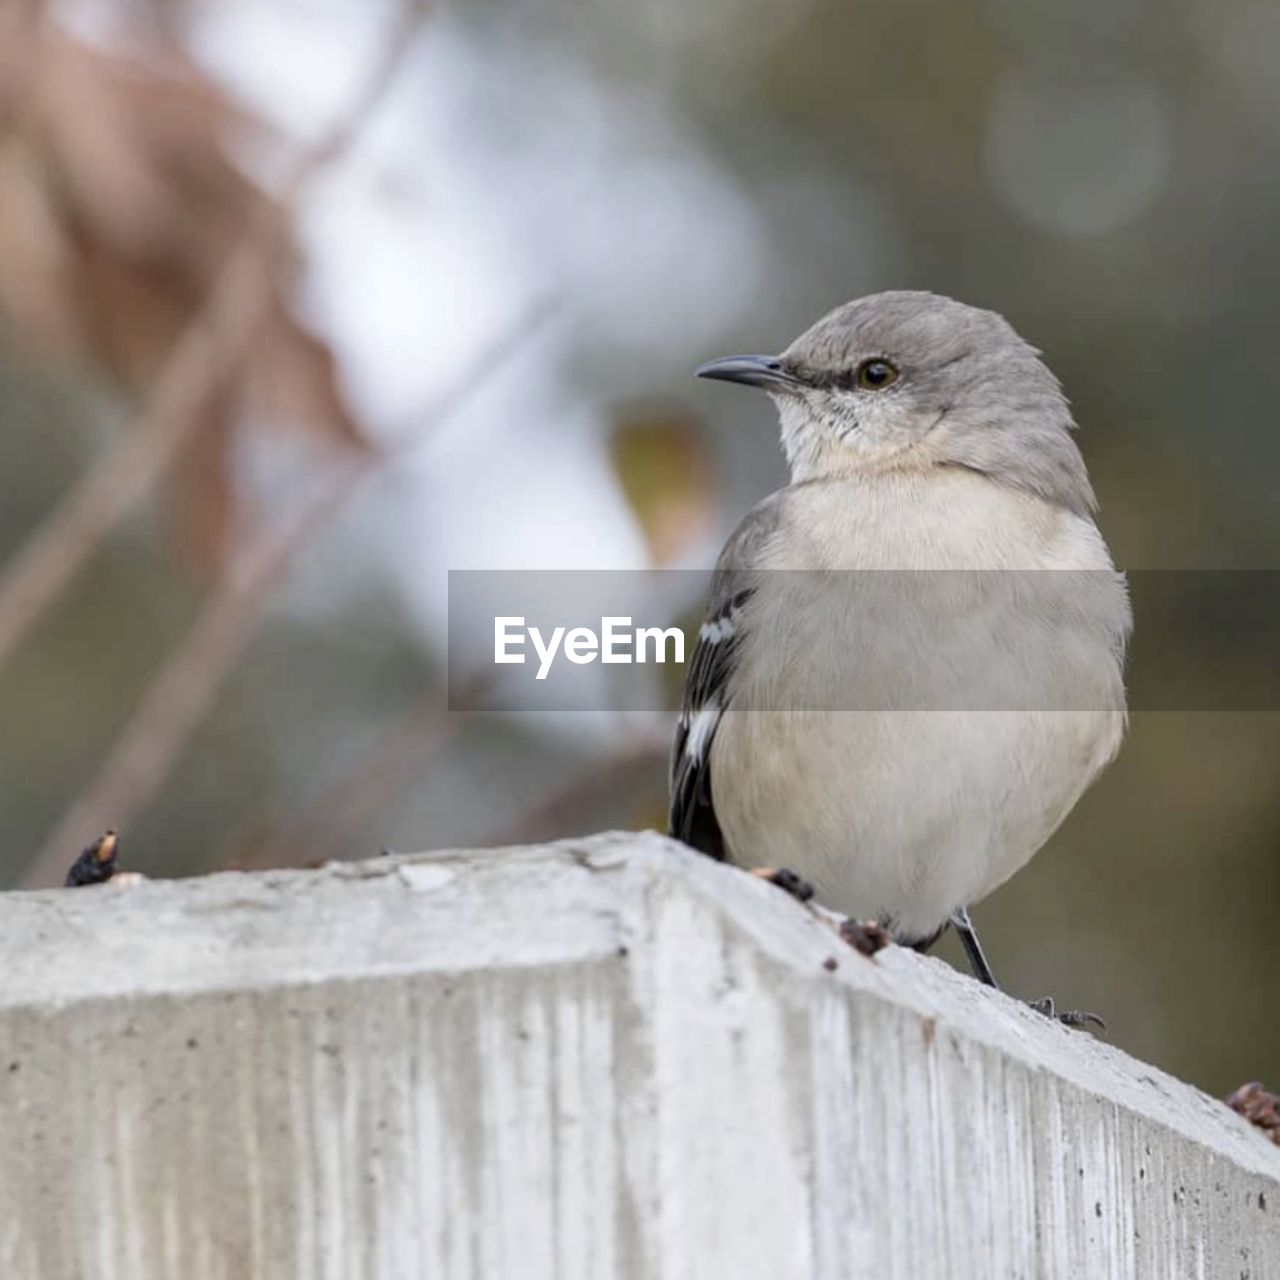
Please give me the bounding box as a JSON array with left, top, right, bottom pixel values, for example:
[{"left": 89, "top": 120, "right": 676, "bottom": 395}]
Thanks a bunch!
[
  {"left": 950, "top": 905, "right": 999, "bottom": 988},
  {"left": 907, "top": 923, "right": 947, "bottom": 955},
  {"left": 949, "top": 905, "right": 1105, "bottom": 1031}
]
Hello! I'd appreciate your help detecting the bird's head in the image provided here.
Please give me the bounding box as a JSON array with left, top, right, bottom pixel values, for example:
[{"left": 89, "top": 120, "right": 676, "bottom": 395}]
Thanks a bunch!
[{"left": 698, "top": 290, "right": 1095, "bottom": 514}]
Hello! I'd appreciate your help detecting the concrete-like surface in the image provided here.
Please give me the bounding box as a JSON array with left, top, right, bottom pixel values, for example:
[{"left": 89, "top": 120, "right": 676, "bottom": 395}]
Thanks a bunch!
[{"left": 0, "top": 831, "right": 1274, "bottom": 1278}]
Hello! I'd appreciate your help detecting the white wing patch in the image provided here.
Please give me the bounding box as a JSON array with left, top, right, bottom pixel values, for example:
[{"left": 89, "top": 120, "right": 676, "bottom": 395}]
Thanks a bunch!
[
  {"left": 698, "top": 603, "right": 743, "bottom": 644},
  {"left": 681, "top": 701, "right": 722, "bottom": 765}
]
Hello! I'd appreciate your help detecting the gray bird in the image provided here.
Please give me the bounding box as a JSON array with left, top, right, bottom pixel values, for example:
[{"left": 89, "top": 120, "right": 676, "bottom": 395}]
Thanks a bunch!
[{"left": 669, "top": 291, "right": 1129, "bottom": 1020}]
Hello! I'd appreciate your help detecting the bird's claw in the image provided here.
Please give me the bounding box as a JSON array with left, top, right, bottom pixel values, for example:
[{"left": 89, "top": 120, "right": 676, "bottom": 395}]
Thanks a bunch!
[
  {"left": 1027, "top": 996, "right": 1106, "bottom": 1031},
  {"left": 839, "top": 917, "right": 891, "bottom": 957},
  {"left": 750, "top": 866, "right": 815, "bottom": 903}
]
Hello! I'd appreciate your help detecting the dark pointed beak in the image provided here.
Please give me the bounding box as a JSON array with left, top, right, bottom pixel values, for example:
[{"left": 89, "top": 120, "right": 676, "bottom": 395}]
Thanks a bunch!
[{"left": 695, "top": 354, "right": 799, "bottom": 390}]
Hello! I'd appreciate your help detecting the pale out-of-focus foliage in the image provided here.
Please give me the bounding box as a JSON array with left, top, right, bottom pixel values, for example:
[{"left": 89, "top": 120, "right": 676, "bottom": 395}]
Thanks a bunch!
[
  {"left": 0, "top": 28, "right": 365, "bottom": 570},
  {"left": 607, "top": 405, "right": 718, "bottom": 569}
]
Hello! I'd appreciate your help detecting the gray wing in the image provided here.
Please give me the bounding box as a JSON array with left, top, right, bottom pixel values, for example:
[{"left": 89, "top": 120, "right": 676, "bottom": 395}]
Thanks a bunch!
[{"left": 668, "top": 494, "right": 783, "bottom": 859}]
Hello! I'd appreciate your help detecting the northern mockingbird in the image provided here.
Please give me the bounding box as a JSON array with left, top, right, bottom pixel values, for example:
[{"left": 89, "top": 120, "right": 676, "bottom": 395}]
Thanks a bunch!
[{"left": 669, "top": 291, "right": 1129, "bottom": 1022}]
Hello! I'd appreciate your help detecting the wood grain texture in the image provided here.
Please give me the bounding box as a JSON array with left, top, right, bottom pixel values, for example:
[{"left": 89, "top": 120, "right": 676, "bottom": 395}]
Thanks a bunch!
[{"left": 0, "top": 832, "right": 1273, "bottom": 1278}]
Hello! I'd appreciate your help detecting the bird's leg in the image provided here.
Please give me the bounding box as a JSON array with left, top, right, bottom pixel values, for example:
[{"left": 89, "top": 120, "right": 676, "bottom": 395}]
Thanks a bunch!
[
  {"left": 749, "top": 866, "right": 815, "bottom": 903},
  {"left": 948, "top": 906, "right": 1105, "bottom": 1031},
  {"left": 950, "top": 905, "right": 999, "bottom": 987}
]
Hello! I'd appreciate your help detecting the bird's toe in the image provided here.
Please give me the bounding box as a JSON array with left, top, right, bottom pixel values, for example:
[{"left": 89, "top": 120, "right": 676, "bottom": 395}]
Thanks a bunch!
[
  {"left": 839, "top": 917, "right": 891, "bottom": 957},
  {"left": 1028, "top": 996, "right": 1106, "bottom": 1031},
  {"left": 750, "top": 866, "right": 816, "bottom": 903}
]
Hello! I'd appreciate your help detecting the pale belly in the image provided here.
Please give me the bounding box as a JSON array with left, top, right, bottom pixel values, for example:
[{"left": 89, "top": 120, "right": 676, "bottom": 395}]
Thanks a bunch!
[
  {"left": 703, "top": 469, "right": 1129, "bottom": 940},
  {"left": 711, "top": 705, "right": 1124, "bottom": 942}
]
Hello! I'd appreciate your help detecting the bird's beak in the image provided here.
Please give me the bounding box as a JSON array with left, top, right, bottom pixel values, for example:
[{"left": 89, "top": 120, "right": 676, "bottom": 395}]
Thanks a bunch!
[{"left": 696, "top": 354, "right": 799, "bottom": 390}]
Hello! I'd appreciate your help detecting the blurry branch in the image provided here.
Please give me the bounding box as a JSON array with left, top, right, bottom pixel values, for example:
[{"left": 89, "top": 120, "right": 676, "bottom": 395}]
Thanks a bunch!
[
  {"left": 0, "top": 30, "right": 373, "bottom": 570},
  {"left": 24, "top": 462, "right": 361, "bottom": 888},
  {"left": 23, "top": 298, "right": 556, "bottom": 887},
  {"left": 483, "top": 732, "right": 669, "bottom": 848},
  {"left": 248, "top": 709, "right": 666, "bottom": 871},
  {"left": 0, "top": 1, "right": 427, "bottom": 676},
  {"left": 238, "top": 676, "right": 490, "bottom": 872},
  {"left": 207, "top": 289, "right": 557, "bottom": 873}
]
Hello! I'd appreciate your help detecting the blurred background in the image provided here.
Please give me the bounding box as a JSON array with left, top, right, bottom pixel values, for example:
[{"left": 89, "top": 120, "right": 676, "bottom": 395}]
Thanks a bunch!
[{"left": 0, "top": 0, "right": 1276, "bottom": 1098}]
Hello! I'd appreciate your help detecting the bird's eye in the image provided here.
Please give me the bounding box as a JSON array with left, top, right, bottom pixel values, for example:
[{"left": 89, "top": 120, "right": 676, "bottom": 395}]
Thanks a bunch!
[{"left": 855, "top": 358, "right": 898, "bottom": 390}]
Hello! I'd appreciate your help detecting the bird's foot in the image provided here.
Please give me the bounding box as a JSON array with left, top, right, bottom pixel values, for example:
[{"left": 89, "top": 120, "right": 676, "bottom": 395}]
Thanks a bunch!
[
  {"left": 839, "top": 917, "right": 891, "bottom": 957},
  {"left": 1224, "top": 1081, "right": 1280, "bottom": 1145},
  {"left": 1027, "top": 996, "right": 1106, "bottom": 1031},
  {"left": 749, "top": 866, "right": 815, "bottom": 903}
]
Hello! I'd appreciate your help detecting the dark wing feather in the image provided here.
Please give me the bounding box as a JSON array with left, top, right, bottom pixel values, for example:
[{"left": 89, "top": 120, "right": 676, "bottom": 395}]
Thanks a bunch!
[
  {"left": 668, "top": 494, "right": 784, "bottom": 860},
  {"left": 668, "top": 585, "right": 752, "bottom": 858}
]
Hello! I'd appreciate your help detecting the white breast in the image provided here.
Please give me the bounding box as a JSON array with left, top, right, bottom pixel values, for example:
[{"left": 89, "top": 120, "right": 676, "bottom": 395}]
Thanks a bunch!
[{"left": 710, "top": 469, "right": 1128, "bottom": 941}]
